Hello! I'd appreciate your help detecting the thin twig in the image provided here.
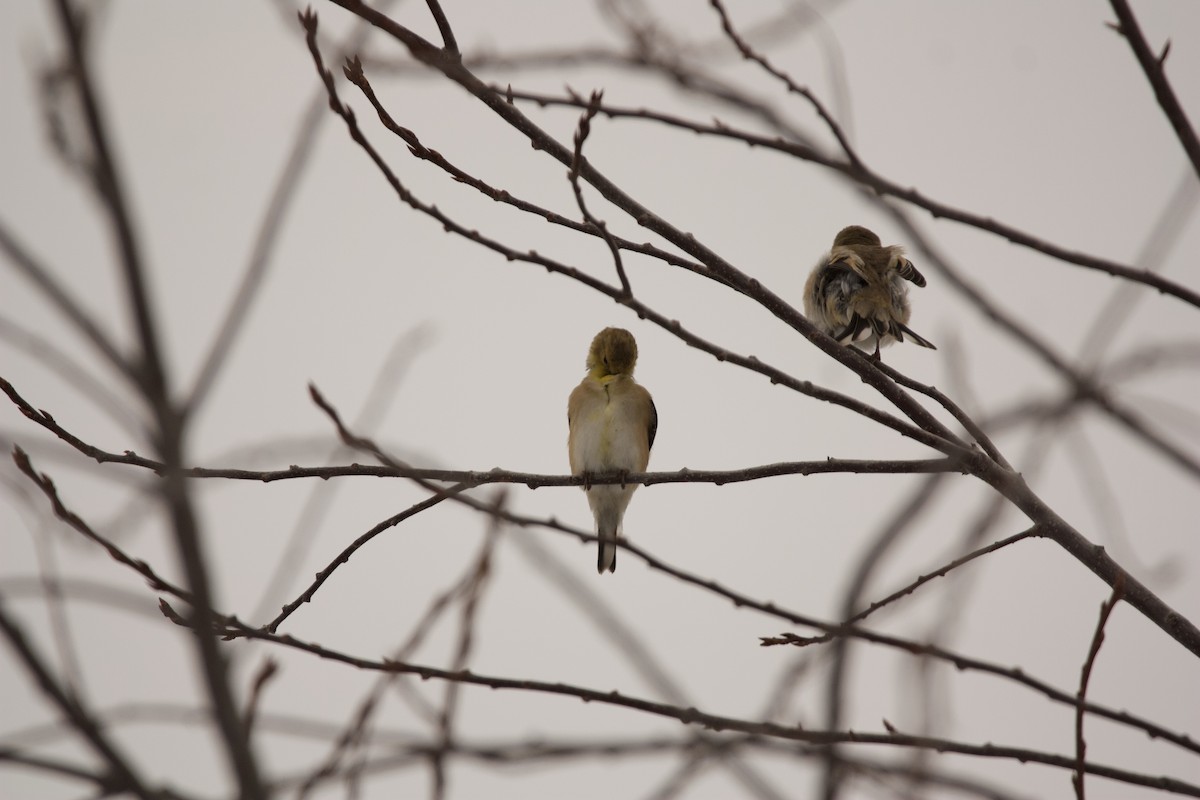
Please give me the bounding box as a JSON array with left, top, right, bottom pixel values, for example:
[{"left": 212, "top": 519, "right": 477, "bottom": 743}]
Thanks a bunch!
[
  {"left": 242, "top": 658, "right": 279, "bottom": 735},
  {"left": 339, "top": 61, "right": 734, "bottom": 291},
  {"left": 570, "top": 89, "right": 632, "bottom": 296},
  {"left": 313, "top": 5, "right": 1200, "bottom": 659},
  {"left": 431, "top": 492, "right": 503, "bottom": 800},
  {"left": 184, "top": 10, "right": 390, "bottom": 416},
  {"left": 314, "top": 4, "right": 972, "bottom": 451},
  {"left": 885, "top": 206, "right": 1200, "bottom": 484},
  {"left": 513, "top": 531, "right": 790, "bottom": 800},
  {"left": 51, "top": 2, "right": 263, "bottom": 794},
  {"left": 1108, "top": 0, "right": 1200, "bottom": 181},
  {"left": 2, "top": 370, "right": 961, "bottom": 486},
  {"left": 268, "top": 734, "right": 1038, "bottom": 800},
  {"left": 0, "top": 314, "right": 140, "bottom": 433},
  {"left": 0, "top": 594, "right": 158, "bottom": 800},
  {"left": 273, "top": 389, "right": 1200, "bottom": 759},
  {"left": 0, "top": 747, "right": 124, "bottom": 794},
  {"left": 873, "top": 359, "right": 1012, "bottom": 469},
  {"left": 0, "top": 218, "right": 133, "bottom": 383},
  {"left": 497, "top": 87, "right": 1200, "bottom": 311},
  {"left": 821, "top": 475, "right": 946, "bottom": 800},
  {"left": 196, "top": 617, "right": 1200, "bottom": 798},
  {"left": 11, "top": 446, "right": 193, "bottom": 604},
  {"left": 1073, "top": 576, "right": 1125, "bottom": 800},
  {"left": 848, "top": 528, "right": 1038, "bottom": 630},
  {"left": 423, "top": 0, "right": 458, "bottom": 55},
  {"left": 294, "top": 518, "right": 502, "bottom": 800},
  {"left": 262, "top": 486, "right": 467, "bottom": 634},
  {"left": 708, "top": 0, "right": 861, "bottom": 166},
  {"left": 303, "top": 18, "right": 971, "bottom": 463}
]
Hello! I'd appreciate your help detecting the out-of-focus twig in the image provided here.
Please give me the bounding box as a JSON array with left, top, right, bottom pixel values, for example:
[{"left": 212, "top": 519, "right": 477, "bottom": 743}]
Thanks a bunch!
[
  {"left": 50, "top": 2, "right": 262, "bottom": 792},
  {"left": 197, "top": 616, "right": 1200, "bottom": 798},
  {"left": 820, "top": 475, "right": 946, "bottom": 800},
  {"left": 570, "top": 89, "right": 632, "bottom": 296},
  {"left": 0, "top": 219, "right": 133, "bottom": 384},
  {"left": 494, "top": 88, "right": 1200, "bottom": 311},
  {"left": 1073, "top": 577, "right": 1125, "bottom": 800},
  {"left": 0, "top": 595, "right": 158, "bottom": 800}
]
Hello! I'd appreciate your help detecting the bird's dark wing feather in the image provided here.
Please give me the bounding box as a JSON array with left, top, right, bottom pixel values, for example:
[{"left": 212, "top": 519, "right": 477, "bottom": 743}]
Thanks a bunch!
[
  {"left": 647, "top": 396, "right": 659, "bottom": 451},
  {"left": 895, "top": 321, "right": 936, "bottom": 349},
  {"left": 831, "top": 314, "right": 874, "bottom": 345},
  {"left": 896, "top": 258, "right": 927, "bottom": 287}
]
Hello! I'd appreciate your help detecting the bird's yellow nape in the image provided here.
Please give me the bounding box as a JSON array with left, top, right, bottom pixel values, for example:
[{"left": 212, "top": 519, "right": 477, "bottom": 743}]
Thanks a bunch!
[{"left": 586, "top": 327, "right": 639, "bottom": 378}]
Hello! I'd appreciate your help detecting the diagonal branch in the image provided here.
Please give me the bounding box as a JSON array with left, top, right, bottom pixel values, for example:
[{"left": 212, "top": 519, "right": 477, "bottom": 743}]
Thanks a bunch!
[
  {"left": 315, "top": 2, "right": 970, "bottom": 451},
  {"left": 203, "top": 618, "right": 1200, "bottom": 798},
  {"left": 305, "top": 4, "right": 1200, "bottom": 657},
  {"left": 262, "top": 487, "right": 468, "bottom": 634},
  {"left": 52, "top": 0, "right": 163, "bottom": 399},
  {"left": 184, "top": 12, "right": 391, "bottom": 417},
  {"left": 708, "top": 0, "right": 861, "bottom": 167},
  {"left": 289, "top": 389, "right": 1200, "bottom": 759},
  {"left": 0, "top": 595, "right": 159, "bottom": 800},
  {"left": 570, "top": 89, "right": 632, "bottom": 297},
  {"left": 422, "top": 0, "right": 458, "bottom": 55},
  {"left": 1073, "top": 576, "right": 1125, "bottom": 800},
  {"left": 12, "top": 446, "right": 193, "bottom": 604},
  {"left": 1108, "top": 0, "right": 1200, "bottom": 181},
  {"left": 0, "top": 218, "right": 133, "bottom": 384},
  {"left": 884, "top": 206, "right": 1200, "bottom": 484},
  {"left": 498, "top": 88, "right": 1200, "bottom": 312},
  {"left": 51, "top": 2, "right": 264, "bottom": 795}
]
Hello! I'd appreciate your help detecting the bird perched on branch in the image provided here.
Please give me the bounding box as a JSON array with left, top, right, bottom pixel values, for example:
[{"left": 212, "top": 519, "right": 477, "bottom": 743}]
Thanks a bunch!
[
  {"left": 803, "top": 225, "right": 936, "bottom": 358},
  {"left": 567, "top": 327, "right": 657, "bottom": 573}
]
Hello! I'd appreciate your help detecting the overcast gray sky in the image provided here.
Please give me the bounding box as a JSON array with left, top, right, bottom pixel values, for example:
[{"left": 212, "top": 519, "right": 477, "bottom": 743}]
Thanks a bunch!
[{"left": 3, "top": 2, "right": 1199, "bottom": 798}]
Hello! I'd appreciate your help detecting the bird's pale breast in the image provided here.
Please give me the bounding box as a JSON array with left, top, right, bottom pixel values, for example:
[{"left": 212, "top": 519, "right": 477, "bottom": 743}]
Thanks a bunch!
[{"left": 568, "top": 378, "right": 649, "bottom": 474}]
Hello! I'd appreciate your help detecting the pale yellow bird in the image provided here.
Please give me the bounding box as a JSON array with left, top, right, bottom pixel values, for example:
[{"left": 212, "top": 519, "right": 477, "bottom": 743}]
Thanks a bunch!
[
  {"left": 567, "top": 327, "right": 658, "bottom": 573},
  {"left": 803, "top": 225, "right": 936, "bottom": 358}
]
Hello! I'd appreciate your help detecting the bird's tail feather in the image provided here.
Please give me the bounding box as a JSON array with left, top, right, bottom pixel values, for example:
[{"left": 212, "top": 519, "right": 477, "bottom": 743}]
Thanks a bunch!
[
  {"left": 595, "top": 503, "right": 621, "bottom": 574},
  {"left": 597, "top": 537, "right": 617, "bottom": 573},
  {"left": 895, "top": 321, "right": 936, "bottom": 349}
]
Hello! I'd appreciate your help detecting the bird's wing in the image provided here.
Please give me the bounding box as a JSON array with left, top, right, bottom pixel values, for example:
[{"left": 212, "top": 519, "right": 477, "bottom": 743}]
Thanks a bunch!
[
  {"left": 894, "top": 321, "right": 937, "bottom": 349},
  {"left": 826, "top": 247, "right": 871, "bottom": 282},
  {"left": 831, "top": 313, "right": 885, "bottom": 345},
  {"left": 567, "top": 380, "right": 594, "bottom": 474},
  {"left": 886, "top": 248, "right": 927, "bottom": 287},
  {"left": 646, "top": 393, "right": 658, "bottom": 452}
]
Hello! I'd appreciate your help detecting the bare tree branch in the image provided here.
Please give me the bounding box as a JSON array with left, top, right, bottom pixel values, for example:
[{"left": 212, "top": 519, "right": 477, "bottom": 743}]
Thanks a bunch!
[
  {"left": 1073, "top": 576, "right": 1125, "bottom": 800},
  {"left": 570, "top": 89, "right": 633, "bottom": 297},
  {"left": 0, "top": 377, "right": 960, "bottom": 488},
  {"left": 0, "top": 217, "right": 133, "bottom": 384},
  {"left": 190, "top": 616, "right": 1200, "bottom": 798},
  {"left": 11, "top": 446, "right": 193, "bottom": 604},
  {"left": 1108, "top": 0, "right": 1200, "bottom": 181},
  {"left": 821, "top": 475, "right": 947, "bottom": 800},
  {"left": 50, "top": 2, "right": 264, "bottom": 795},
  {"left": 302, "top": 376, "right": 1200, "bottom": 756},
  {"left": 430, "top": 493, "right": 501, "bottom": 800},
  {"left": 262, "top": 485, "right": 466, "bottom": 633},
  {"left": 313, "top": 4, "right": 977, "bottom": 450},
  {"left": 5, "top": 5, "right": 1198, "bottom": 797},
  {"left": 304, "top": 3, "right": 1200, "bottom": 659},
  {"left": 708, "top": 0, "right": 861, "bottom": 167},
  {"left": 184, "top": 10, "right": 392, "bottom": 416},
  {"left": 0, "top": 595, "right": 159, "bottom": 800},
  {"left": 496, "top": 87, "right": 1200, "bottom": 311}
]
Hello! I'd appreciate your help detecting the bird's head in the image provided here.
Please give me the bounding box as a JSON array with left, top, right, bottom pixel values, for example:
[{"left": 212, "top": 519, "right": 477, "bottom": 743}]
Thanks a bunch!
[
  {"left": 833, "top": 225, "right": 882, "bottom": 248},
  {"left": 587, "top": 327, "right": 639, "bottom": 377}
]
